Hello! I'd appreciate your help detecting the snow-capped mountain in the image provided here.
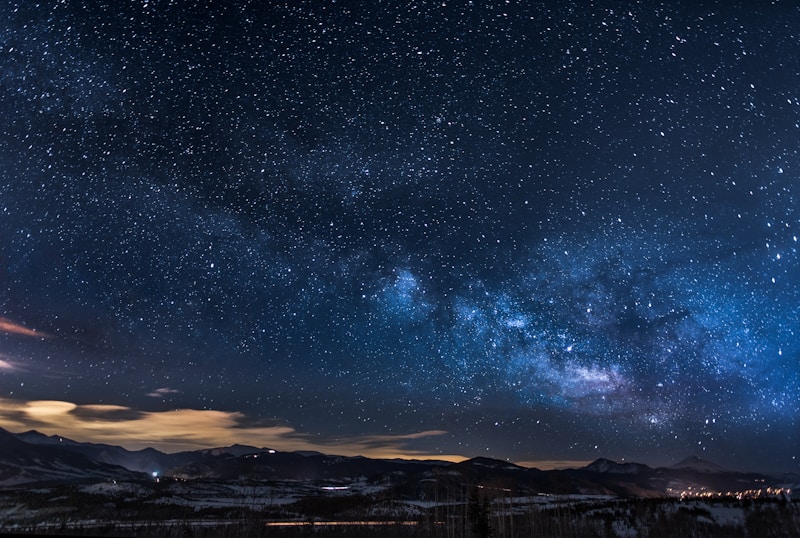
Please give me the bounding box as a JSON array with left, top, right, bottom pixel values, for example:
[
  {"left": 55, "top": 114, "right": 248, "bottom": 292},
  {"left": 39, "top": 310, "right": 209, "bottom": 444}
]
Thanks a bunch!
[
  {"left": 13, "top": 428, "right": 264, "bottom": 475},
  {"left": 670, "top": 455, "right": 729, "bottom": 473},
  {"left": 584, "top": 458, "right": 651, "bottom": 474},
  {"left": 0, "top": 428, "right": 146, "bottom": 486}
]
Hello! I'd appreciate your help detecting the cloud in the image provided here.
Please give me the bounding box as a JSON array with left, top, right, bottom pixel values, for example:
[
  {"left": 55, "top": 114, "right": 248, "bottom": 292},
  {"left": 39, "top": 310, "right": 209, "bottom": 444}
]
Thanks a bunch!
[
  {"left": 0, "top": 317, "right": 52, "bottom": 339},
  {"left": 0, "top": 398, "right": 464, "bottom": 461},
  {"left": 0, "top": 358, "right": 20, "bottom": 371},
  {"left": 24, "top": 400, "right": 77, "bottom": 417},
  {"left": 145, "top": 387, "right": 181, "bottom": 398}
]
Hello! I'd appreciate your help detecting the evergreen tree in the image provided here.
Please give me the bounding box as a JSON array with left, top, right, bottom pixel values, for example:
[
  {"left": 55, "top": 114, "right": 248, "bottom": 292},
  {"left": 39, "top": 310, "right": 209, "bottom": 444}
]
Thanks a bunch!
[{"left": 468, "top": 486, "right": 492, "bottom": 538}]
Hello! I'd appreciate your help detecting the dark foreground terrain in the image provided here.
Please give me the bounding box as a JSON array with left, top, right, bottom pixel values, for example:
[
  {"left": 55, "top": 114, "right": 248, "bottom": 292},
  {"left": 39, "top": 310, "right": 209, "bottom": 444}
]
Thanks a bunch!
[
  {"left": 1, "top": 478, "right": 798, "bottom": 538},
  {"left": 1, "top": 428, "right": 799, "bottom": 536}
]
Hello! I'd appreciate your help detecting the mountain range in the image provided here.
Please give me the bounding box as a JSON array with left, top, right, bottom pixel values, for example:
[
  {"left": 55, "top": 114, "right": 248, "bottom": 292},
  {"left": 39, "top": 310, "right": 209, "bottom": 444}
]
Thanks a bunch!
[{"left": 1, "top": 427, "right": 797, "bottom": 499}]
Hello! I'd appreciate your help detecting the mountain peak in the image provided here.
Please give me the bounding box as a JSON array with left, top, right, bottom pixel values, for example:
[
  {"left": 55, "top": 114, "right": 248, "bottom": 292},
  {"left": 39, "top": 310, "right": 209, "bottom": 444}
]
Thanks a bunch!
[
  {"left": 18, "top": 429, "right": 53, "bottom": 440},
  {"left": 458, "top": 456, "right": 524, "bottom": 470},
  {"left": 670, "top": 456, "right": 728, "bottom": 473},
  {"left": 198, "top": 444, "right": 261, "bottom": 457},
  {"left": 16, "top": 429, "right": 79, "bottom": 445},
  {"left": 585, "top": 458, "right": 649, "bottom": 474}
]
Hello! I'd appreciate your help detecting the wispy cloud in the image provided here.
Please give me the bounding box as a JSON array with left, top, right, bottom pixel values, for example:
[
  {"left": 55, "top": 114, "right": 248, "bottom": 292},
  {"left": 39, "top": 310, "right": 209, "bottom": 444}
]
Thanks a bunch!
[
  {"left": 0, "top": 358, "right": 20, "bottom": 371},
  {"left": 0, "top": 398, "right": 464, "bottom": 462},
  {"left": 0, "top": 353, "right": 32, "bottom": 373},
  {"left": 145, "top": 387, "right": 181, "bottom": 398},
  {"left": 0, "top": 317, "right": 52, "bottom": 339}
]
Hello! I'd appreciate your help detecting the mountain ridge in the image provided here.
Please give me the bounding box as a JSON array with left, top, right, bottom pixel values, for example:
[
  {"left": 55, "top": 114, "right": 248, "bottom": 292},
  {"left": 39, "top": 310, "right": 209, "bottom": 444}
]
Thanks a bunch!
[{"left": 1, "top": 427, "right": 793, "bottom": 499}]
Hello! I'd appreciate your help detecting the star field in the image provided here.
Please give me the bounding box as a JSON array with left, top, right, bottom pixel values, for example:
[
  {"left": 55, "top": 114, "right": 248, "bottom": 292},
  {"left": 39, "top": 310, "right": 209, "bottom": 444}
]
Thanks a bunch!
[{"left": 0, "top": 1, "right": 798, "bottom": 471}]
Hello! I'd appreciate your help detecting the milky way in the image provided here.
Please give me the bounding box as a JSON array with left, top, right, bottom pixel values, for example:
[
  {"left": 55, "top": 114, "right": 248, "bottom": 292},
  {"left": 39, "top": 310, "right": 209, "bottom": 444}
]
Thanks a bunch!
[{"left": 0, "top": 1, "right": 798, "bottom": 471}]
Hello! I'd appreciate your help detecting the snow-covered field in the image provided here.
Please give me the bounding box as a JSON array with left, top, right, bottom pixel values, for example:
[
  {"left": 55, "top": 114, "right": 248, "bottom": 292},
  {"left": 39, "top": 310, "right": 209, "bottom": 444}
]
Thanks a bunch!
[{"left": 1, "top": 478, "right": 798, "bottom": 537}]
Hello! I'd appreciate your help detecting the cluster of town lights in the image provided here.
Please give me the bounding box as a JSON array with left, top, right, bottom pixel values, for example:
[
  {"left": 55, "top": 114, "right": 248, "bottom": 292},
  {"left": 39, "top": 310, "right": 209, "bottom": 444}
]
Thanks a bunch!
[{"left": 670, "top": 486, "right": 792, "bottom": 500}]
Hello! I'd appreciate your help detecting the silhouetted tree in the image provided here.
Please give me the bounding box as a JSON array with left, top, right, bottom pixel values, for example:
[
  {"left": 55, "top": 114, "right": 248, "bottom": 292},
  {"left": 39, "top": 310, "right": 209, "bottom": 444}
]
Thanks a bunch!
[{"left": 467, "top": 486, "right": 491, "bottom": 538}]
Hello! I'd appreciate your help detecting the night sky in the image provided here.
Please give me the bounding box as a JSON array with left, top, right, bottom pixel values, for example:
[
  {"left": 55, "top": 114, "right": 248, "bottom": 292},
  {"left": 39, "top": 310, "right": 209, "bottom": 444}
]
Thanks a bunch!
[{"left": 1, "top": 1, "right": 799, "bottom": 473}]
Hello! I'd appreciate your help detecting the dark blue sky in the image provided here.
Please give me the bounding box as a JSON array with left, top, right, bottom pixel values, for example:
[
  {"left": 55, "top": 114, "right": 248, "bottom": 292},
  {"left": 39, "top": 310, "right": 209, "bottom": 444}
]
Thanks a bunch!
[{"left": 0, "top": 1, "right": 798, "bottom": 472}]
